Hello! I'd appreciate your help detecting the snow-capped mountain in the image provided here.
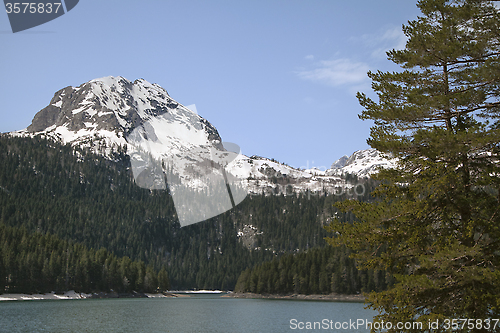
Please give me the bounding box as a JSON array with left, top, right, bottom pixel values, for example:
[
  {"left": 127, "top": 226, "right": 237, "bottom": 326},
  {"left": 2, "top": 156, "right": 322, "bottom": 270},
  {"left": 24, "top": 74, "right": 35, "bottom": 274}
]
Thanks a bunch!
[
  {"left": 24, "top": 76, "right": 221, "bottom": 153},
  {"left": 14, "top": 76, "right": 395, "bottom": 197},
  {"left": 329, "top": 149, "right": 397, "bottom": 178}
]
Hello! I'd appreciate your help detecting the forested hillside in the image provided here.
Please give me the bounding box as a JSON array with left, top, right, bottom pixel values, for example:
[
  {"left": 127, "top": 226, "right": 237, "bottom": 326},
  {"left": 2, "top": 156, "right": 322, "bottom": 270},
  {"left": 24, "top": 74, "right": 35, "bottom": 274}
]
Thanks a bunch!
[
  {"left": 0, "top": 223, "right": 170, "bottom": 294},
  {"left": 234, "top": 245, "right": 393, "bottom": 295},
  {"left": 0, "top": 135, "right": 377, "bottom": 291}
]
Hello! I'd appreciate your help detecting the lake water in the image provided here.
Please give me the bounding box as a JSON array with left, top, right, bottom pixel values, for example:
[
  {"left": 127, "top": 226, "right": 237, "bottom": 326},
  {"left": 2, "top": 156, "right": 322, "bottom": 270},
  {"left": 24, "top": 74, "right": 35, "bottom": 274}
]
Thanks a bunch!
[{"left": 0, "top": 294, "right": 378, "bottom": 332}]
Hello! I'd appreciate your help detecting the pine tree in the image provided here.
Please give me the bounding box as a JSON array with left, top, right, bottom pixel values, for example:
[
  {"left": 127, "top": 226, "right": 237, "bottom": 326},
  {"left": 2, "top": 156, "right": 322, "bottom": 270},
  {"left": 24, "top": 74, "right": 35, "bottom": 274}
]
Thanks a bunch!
[
  {"left": 326, "top": 0, "right": 500, "bottom": 331},
  {"left": 144, "top": 264, "right": 158, "bottom": 293}
]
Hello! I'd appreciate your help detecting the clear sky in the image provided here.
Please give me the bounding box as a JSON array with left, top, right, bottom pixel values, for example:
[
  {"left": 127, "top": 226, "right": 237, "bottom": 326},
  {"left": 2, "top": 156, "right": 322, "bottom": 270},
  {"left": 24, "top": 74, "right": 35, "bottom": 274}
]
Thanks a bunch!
[{"left": 1, "top": 0, "right": 422, "bottom": 169}]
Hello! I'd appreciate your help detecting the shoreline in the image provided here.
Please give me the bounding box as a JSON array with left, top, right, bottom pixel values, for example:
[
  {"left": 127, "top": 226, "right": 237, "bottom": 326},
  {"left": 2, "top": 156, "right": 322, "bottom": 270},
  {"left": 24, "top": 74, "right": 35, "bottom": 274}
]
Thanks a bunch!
[
  {"left": 0, "top": 290, "right": 228, "bottom": 302},
  {"left": 0, "top": 291, "right": 365, "bottom": 302},
  {"left": 0, "top": 290, "right": 171, "bottom": 302},
  {"left": 223, "top": 292, "right": 365, "bottom": 302},
  {"left": 0, "top": 290, "right": 92, "bottom": 302}
]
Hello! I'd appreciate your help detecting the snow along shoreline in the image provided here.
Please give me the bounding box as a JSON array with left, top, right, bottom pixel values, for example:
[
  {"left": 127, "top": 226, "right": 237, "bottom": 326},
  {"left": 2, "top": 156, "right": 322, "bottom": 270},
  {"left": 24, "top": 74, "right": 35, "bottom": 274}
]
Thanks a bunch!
[
  {"left": 0, "top": 290, "right": 91, "bottom": 301},
  {"left": 0, "top": 290, "right": 169, "bottom": 301}
]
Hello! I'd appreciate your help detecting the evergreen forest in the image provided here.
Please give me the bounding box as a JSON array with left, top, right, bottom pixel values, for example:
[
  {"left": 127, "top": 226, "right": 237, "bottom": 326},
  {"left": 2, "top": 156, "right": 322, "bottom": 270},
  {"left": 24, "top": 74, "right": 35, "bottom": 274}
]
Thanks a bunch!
[
  {"left": 234, "top": 245, "right": 393, "bottom": 295},
  {"left": 0, "top": 223, "right": 170, "bottom": 294},
  {"left": 0, "top": 134, "right": 377, "bottom": 293}
]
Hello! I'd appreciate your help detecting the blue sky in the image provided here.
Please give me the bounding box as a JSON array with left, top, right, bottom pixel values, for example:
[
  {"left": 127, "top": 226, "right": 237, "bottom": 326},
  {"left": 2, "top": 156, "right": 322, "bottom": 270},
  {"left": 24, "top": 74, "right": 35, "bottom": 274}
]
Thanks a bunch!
[{"left": 0, "top": 0, "right": 422, "bottom": 169}]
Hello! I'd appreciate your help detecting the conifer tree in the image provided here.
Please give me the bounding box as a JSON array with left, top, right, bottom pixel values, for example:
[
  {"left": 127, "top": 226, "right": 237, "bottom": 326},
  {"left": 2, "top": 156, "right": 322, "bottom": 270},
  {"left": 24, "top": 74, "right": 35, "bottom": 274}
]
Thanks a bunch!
[
  {"left": 157, "top": 268, "right": 170, "bottom": 292},
  {"left": 326, "top": 0, "right": 500, "bottom": 331}
]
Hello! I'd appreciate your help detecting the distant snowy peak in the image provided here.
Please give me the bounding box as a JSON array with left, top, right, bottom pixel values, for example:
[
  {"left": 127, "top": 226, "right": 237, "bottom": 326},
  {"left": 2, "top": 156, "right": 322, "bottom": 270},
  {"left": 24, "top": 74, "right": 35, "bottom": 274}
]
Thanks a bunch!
[
  {"left": 330, "top": 148, "right": 397, "bottom": 178},
  {"left": 330, "top": 155, "right": 349, "bottom": 169}
]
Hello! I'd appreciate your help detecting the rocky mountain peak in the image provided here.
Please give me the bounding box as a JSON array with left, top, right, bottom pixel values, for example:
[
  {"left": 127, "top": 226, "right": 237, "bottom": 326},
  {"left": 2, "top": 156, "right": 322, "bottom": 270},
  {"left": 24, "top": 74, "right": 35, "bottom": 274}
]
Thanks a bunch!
[
  {"left": 26, "top": 76, "right": 221, "bottom": 146},
  {"left": 330, "top": 155, "right": 349, "bottom": 169}
]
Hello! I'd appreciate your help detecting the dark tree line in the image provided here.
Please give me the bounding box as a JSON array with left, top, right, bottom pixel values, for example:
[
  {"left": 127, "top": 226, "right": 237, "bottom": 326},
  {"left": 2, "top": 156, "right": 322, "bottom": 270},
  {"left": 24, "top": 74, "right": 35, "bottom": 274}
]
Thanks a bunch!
[
  {"left": 234, "top": 245, "right": 394, "bottom": 295},
  {"left": 0, "top": 223, "right": 169, "bottom": 294}
]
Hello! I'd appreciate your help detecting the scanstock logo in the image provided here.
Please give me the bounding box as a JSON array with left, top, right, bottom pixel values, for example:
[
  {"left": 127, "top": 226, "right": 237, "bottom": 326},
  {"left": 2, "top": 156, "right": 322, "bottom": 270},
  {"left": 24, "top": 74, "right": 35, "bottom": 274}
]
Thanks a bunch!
[
  {"left": 126, "top": 106, "right": 249, "bottom": 228},
  {"left": 4, "top": 0, "right": 79, "bottom": 33}
]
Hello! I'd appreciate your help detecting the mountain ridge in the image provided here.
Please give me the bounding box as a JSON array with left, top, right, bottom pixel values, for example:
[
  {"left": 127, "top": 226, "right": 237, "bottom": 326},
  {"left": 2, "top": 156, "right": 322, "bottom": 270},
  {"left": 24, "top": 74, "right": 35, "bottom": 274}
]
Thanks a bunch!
[{"left": 13, "top": 76, "right": 396, "bottom": 187}]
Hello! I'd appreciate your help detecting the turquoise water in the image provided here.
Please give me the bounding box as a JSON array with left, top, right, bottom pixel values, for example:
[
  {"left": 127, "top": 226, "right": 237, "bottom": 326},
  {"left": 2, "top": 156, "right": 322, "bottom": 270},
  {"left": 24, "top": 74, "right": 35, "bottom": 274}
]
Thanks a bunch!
[{"left": 0, "top": 295, "right": 378, "bottom": 332}]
